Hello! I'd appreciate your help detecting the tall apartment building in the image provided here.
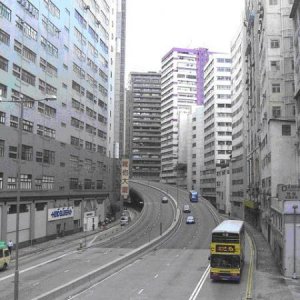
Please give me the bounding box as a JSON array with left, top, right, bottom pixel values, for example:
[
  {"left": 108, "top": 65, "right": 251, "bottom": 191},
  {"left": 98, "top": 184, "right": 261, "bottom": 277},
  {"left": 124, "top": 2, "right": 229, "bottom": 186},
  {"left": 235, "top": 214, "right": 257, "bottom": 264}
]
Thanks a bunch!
[
  {"left": 112, "top": 0, "right": 126, "bottom": 159},
  {"left": 0, "top": 0, "right": 123, "bottom": 243},
  {"left": 187, "top": 105, "right": 204, "bottom": 192},
  {"left": 230, "top": 28, "right": 247, "bottom": 219},
  {"left": 201, "top": 53, "right": 232, "bottom": 206},
  {"left": 245, "top": 0, "right": 298, "bottom": 277},
  {"left": 160, "top": 48, "right": 209, "bottom": 186},
  {"left": 128, "top": 72, "right": 161, "bottom": 180}
]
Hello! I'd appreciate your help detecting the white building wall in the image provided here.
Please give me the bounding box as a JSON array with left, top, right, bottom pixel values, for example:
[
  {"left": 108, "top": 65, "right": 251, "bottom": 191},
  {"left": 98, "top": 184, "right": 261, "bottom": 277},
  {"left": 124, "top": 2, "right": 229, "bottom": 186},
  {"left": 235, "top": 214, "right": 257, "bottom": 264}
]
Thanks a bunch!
[
  {"left": 201, "top": 53, "right": 232, "bottom": 204},
  {"left": 34, "top": 209, "right": 47, "bottom": 240}
]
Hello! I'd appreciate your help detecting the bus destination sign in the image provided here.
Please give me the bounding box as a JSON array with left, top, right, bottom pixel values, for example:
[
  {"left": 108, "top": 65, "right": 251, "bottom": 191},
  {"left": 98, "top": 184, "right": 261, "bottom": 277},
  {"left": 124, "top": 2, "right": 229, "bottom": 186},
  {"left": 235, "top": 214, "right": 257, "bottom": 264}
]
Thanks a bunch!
[{"left": 216, "top": 244, "right": 235, "bottom": 253}]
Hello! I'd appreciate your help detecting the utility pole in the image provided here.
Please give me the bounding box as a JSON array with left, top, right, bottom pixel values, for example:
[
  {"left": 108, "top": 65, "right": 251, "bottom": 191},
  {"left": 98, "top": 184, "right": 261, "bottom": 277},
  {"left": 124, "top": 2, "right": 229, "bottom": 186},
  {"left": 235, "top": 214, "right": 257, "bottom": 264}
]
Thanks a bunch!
[{"left": 292, "top": 204, "right": 298, "bottom": 279}]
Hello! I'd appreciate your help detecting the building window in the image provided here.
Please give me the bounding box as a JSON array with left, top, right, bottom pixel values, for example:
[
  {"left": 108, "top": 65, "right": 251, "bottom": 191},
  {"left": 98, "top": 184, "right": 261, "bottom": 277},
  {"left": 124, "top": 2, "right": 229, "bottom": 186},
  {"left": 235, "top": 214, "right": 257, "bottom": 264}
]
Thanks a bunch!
[
  {"left": 10, "top": 115, "right": 19, "bottom": 128},
  {"left": 72, "top": 98, "right": 84, "bottom": 112},
  {"left": 269, "top": 0, "right": 278, "bottom": 4},
  {"left": 0, "top": 111, "right": 5, "bottom": 124},
  {"left": 41, "top": 36, "right": 58, "bottom": 57},
  {"left": 0, "top": 172, "right": 2, "bottom": 189},
  {"left": 85, "top": 141, "right": 96, "bottom": 152},
  {"left": 270, "top": 60, "right": 280, "bottom": 71},
  {"left": 69, "top": 178, "right": 79, "bottom": 189},
  {"left": 16, "top": 16, "right": 37, "bottom": 40},
  {"left": 0, "top": 2, "right": 11, "bottom": 21},
  {"left": 75, "top": 9, "right": 87, "bottom": 28},
  {"left": 21, "top": 145, "right": 33, "bottom": 161},
  {"left": 17, "top": 0, "right": 39, "bottom": 18},
  {"left": 22, "top": 119, "right": 33, "bottom": 132},
  {"left": 38, "top": 101, "right": 56, "bottom": 117},
  {"left": 12, "top": 64, "right": 36, "bottom": 86},
  {"left": 0, "top": 84, "right": 7, "bottom": 100},
  {"left": 272, "top": 106, "right": 281, "bottom": 118},
  {"left": 272, "top": 83, "right": 280, "bottom": 93},
  {"left": 0, "top": 140, "right": 4, "bottom": 157},
  {"left": 43, "top": 149, "right": 55, "bottom": 164},
  {"left": 8, "top": 146, "right": 17, "bottom": 159},
  {"left": 0, "top": 55, "right": 8, "bottom": 71},
  {"left": 42, "top": 175, "right": 54, "bottom": 190},
  {"left": 270, "top": 39, "right": 280, "bottom": 48},
  {"left": 70, "top": 136, "right": 83, "bottom": 148},
  {"left": 37, "top": 124, "right": 56, "bottom": 138},
  {"left": 38, "top": 79, "right": 57, "bottom": 95},
  {"left": 14, "top": 40, "right": 37, "bottom": 63},
  {"left": 71, "top": 117, "right": 84, "bottom": 129},
  {"left": 20, "top": 174, "right": 32, "bottom": 189},
  {"left": 73, "top": 62, "right": 85, "bottom": 78},
  {"left": 7, "top": 177, "right": 17, "bottom": 189},
  {"left": 43, "top": 0, "right": 60, "bottom": 18},
  {"left": 42, "top": 15, "right": 60, "bottom": 37},
  {"left": 72, "top": 80, "right": 85, "bottom": 95},
  {"left": 282, "top": 124, "right": 291, "bottom": 136},
  {"left": 0, "top": 28, "right": 10, "bottom": 45},
  {"left": 40, "top": 58, "right": 57, "bottom": 76},
  {"left": 84, "top": 179, "right": 93, "bottom": 190}
]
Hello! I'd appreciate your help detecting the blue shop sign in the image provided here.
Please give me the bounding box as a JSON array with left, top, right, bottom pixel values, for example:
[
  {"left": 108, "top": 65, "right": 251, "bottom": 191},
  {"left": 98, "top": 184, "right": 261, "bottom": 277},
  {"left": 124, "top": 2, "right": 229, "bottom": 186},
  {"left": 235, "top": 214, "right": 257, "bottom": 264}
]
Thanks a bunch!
[{"left": 48, "top": 207, "right": 74, "bottom": 221}]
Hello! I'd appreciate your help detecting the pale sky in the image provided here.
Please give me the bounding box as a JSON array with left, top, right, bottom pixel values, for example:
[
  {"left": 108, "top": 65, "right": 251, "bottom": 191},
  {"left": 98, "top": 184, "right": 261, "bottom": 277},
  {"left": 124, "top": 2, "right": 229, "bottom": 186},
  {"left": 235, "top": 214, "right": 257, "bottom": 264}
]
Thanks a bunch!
[{"left": 125, "top": 0, "right": 244, "bottom": 81}]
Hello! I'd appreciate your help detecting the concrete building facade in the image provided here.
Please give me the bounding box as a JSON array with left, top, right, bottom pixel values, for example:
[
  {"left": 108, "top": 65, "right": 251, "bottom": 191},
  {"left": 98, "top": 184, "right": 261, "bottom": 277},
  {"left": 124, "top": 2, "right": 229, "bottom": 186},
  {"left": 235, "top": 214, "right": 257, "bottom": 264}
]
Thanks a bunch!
[
  {"left": 160, "top": 47, "right": 209, "bottom": 187},
  {"left": 244, "top": 0, "right": 298, "bottom": 277},
  {"left": 128, "top": 72, "right": 161, "bottom": 180},
  {"left": 0, "top": 0, "right": 123, "bottom": 244},
  {"left": 201, "top": 53, "right": 232, "bottom": 206},
  {"left": 187, "top": 105, "right": 204, "bottom": 193},
  {"left": 230, "top": 27, "right": 247, "bottom": 219}
]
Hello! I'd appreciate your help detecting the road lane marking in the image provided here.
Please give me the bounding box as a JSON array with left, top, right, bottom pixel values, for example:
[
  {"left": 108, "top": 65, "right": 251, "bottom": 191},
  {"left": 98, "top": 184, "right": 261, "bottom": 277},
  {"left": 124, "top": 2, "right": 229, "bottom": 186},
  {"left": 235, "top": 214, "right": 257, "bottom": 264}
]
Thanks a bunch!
[
  {"left": 154, "top": 274, "right": 158, "bottom": 278},
  {"left": 32, "top": 282, "right": 40, "bottom": 286},
  {"left": 64, "top": 270, "right": 70, "bottom": 273},
  {"left": 138, "top": 289, "right": 144, "bottom": 295},
  {"left": 88, "top": 235, "right": 97, "bottom": 247},
  {"left": 188, "top": 265, "right": 210, "bottom": 300},
  {"left": 0, "top": 250, "right": 77, "bottom": 282},
  {"left": 245, "top": 234, "right": 254, "bottom": 300},
  {"left": 67, "top": 260, "right": 140, "bottom": 299}
]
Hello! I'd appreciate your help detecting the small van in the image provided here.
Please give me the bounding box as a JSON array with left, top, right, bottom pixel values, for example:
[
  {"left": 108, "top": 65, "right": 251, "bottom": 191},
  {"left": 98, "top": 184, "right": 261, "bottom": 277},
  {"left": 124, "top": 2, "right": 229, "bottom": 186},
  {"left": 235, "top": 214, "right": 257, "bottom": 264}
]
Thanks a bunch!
[
  {"left": 0, "top": 241, "right": 10, "bottom": 270},
  {"left": 183, "top": 205, "right": 191, "bottom": 213},
  {"left": 120, "top": 215, "right": 129, "bottom": 226}
]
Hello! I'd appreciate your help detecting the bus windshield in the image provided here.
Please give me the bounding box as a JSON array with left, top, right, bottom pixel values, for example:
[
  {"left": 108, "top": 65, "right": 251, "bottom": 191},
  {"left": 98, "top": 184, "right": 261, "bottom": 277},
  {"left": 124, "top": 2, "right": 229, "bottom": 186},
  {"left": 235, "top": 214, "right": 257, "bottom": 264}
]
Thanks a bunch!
[{"left": 211, "top": 254, "right": 240, "bottom": 268}]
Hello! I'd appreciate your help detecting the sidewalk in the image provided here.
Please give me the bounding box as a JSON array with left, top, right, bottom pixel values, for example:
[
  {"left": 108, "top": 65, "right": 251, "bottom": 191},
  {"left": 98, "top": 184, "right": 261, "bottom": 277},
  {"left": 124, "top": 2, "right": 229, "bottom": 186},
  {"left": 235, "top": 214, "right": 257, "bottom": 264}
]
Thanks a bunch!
[
  {"left": 14, "top": 220, "right": 120, "bottom": 260},
  {"left": 15, "top": 207, "right": 138, "bottom": 259},
  {"left": 244, "top": 221, "right": 299, "bottom": 300}
]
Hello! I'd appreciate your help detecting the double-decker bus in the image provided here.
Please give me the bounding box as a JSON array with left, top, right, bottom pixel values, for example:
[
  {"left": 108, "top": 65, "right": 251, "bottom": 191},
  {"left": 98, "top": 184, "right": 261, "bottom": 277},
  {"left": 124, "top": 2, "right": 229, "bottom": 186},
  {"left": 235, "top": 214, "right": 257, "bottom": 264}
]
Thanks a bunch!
[
  {"left": 189, "top": 190, "right": 198, "bottom": 202},
  {"left": 209, "top": 220, "right": 245, "bottom": 282}
]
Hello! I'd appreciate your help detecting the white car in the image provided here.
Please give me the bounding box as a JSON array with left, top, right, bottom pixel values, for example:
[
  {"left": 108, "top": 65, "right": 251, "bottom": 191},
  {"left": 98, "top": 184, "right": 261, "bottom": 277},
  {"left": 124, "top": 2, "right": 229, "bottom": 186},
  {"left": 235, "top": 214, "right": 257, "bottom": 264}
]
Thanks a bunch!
[
  {"left": 161, "top": 196, "right": 168, "bottom": 203},
  {"left": 186, "top": 216, "right": 195, "bottom": 224},
  {"left": 120, "top": 216, "right": 129, "bottom": 226}
]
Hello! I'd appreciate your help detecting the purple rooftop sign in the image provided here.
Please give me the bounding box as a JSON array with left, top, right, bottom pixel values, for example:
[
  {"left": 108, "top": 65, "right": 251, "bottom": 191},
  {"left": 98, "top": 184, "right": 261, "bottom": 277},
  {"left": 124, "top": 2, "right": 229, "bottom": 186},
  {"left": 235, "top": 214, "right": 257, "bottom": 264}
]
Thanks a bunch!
[{"left": 162, "top": 47, "right": 210, "bottom": 105}]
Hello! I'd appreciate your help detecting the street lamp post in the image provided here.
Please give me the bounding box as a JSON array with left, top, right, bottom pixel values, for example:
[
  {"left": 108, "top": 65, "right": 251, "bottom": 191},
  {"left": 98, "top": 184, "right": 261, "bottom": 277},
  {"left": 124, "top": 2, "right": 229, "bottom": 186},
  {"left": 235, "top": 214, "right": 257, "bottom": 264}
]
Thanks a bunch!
[
  {"left": 0, "top": 95, "right": 56, "bottom": 300},
  {"left": 292, "top": 204, "right": 298, "bottom": 280}
]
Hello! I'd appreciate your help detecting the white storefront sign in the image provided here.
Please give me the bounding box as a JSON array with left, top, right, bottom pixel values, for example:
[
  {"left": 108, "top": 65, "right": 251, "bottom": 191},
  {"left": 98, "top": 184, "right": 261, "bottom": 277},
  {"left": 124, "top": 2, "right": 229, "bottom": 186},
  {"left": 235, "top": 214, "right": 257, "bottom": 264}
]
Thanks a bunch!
[{"left": 48, "top": 207, "right": 74, "bottom": 221}]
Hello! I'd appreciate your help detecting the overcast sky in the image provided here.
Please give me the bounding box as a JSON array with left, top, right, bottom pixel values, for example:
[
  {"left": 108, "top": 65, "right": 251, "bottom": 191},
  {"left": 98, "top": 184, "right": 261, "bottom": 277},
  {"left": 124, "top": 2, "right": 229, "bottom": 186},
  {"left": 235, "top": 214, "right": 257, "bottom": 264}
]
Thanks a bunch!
[{"left": 125, "top": 0, "right": 244, "bottom": 81}]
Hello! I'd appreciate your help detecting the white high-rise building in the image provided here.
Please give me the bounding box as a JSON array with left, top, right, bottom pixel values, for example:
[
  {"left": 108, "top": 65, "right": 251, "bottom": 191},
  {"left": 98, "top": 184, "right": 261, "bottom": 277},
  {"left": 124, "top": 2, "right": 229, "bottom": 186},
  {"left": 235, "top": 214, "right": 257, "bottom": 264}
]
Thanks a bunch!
[
  {"left": 160, "top": 48, "right": 209, "bottom": 186},
  {"left": 201, "top": 53, "right": 232, "bottom": 206},
  {"left": 230, "top": 27, "right": 246, "bottom": 219}
]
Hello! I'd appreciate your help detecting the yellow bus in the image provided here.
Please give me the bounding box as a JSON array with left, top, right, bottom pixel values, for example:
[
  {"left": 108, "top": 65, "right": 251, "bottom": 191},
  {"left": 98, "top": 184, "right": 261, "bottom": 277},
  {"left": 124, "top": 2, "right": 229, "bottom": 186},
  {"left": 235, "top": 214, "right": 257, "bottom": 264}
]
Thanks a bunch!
[
  {"left": 0, "top": 241, "right": 10, "bottom": 270},
  {"left": 209, "top": 220, "right": 245, "bottom": 282}
]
